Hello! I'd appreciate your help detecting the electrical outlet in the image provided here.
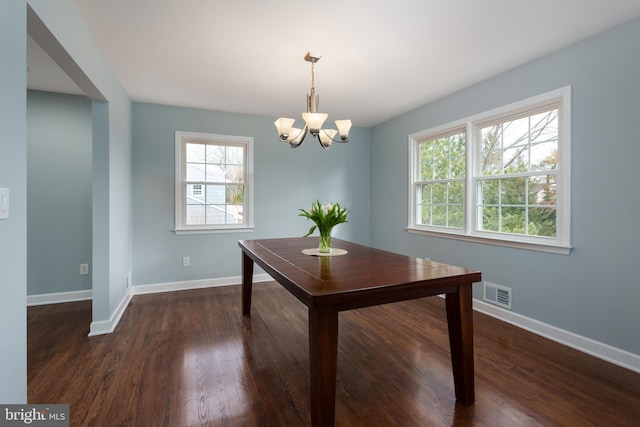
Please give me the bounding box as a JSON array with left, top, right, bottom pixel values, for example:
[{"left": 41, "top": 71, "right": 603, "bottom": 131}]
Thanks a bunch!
[
  {"left": 80, "top": 263, "right": 89, "bottom": 275},
  {"left": 182, "top": 256, "right": 191, "bottom": 267},
  {"left": 126, "top": 275, "right": 131, "bottom": 289}
]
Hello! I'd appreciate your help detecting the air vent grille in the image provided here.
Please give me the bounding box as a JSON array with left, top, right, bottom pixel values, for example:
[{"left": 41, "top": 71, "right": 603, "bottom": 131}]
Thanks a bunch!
[{"left": 483, "top": 282, "right": 512, "bottom": 310}]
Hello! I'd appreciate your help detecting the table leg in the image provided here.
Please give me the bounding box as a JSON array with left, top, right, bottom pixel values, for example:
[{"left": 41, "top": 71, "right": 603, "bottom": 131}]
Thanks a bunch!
[
  {"left": 445, "top": 283, "right": 475, "bottom": 405},
  {"left": 309, "top": 306, "right": 339, "bottom": 427},
  {"left": 241, "top": 251, "right": 254, "bottom": 315}
]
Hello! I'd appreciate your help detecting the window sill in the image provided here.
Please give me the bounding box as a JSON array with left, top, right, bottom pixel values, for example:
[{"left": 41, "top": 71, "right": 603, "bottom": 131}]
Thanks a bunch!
[
  {"left": 406, "top": 227, "right": 572, "bottom": 255},
  {"left": 174, "top": 227, "right": 254, "bottom": 235}
]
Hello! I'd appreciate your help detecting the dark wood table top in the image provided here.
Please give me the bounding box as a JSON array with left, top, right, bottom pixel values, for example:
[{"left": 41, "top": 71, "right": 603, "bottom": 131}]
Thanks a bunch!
[{"left": 238, "top": 237, "right": 481, "bottom": 311}]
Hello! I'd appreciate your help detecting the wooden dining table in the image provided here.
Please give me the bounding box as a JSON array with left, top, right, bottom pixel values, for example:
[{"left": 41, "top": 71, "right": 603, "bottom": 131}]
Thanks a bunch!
[{"left": 238, "top": 237, "right": 482, "bottom": 426}]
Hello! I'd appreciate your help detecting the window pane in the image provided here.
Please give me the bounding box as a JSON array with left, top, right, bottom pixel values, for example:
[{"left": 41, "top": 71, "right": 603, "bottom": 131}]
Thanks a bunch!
[
  {"left": 501, "top": 177, "right": 526, "bottom": 205},
  {"left": 432, "top": 183, "right": 447, "bottom": 204},
  {"left": 531, "top": 110, "right": 558, "bottom": 143},
  {"left": 450, "top": 134, "right": 465, "bottom": 157},
  {"left": 206, "top": 185, "right": 225, "bottom": 204},
  {"left": 482, "top": 207, "right": 499, "bottom": 232},
  {"left": 503, "top": 146, "right": 528, "bottom": 173},
  {"left": 420, "top": 184, "right": 431, "bottom": 204},
  {"left": 187, "top": 184, "right": 204, "bottom": 199},
  {"left": 205, "top": 205, "right": 226, "bottom": 225},
  {"left": 448, "top": 205, "right": 464, "bottom": 228},
  {"left": 186, "top": 143, "right": 205, "bottom": 163},
  {"left": 530, "top": 141, "right": 558, "bottom": 171},
  {"left": 420, "top": 205, "right": 431, "bottom": 225},
  {"left": 450, "top": 155, "right": 465, "bottom": 178},
  {"left": 225, "top": 204, "right": 244, "bottom": 224},
  {"left": 482, "top": 150, "right": 502, "bottom": 175},
  {"left": 449, "top": 181, "right": 464, "bottom": 204},
  {"left": 186, "top": 163, "right": 205, "bottom": 181},
  {"left": 433, "top": 158, "right": 448, "bottom": 180},
  {"left": 528, "top": 175, "right": 557, "bottom": 205},
  {"left": 419, "top": 143, "right": 433, "bottom": 181},
  {"left": 206, "top": 145, "right": 224, "bottom": 164},
  {"left": 502, "top": 206, "right": 526, "bottom": 234},
  {"left": 205, "top": 164, "right": 225, "bottom": 182},
  {"left": 224, "top": 165, "right": 244, "bottom": 183},
  {"left": 186, "top": 205, "right": 205, "bottom": 225},
  {"left": 502, "top": 117, "right": 529, "bottom": 148},
  {"left": 226, "top": 146, "right": 244, "bottom": 165},
  {"left": 528, "top": 207, "right": 556, "bottom": 237},
  {"left": 482, "top": 179, "right": 499, "bottom": 205},
  {"left": 481, "top": 124, "right": 502, "bottom": 175},
  {"left": 418, "top": 132, "right": 466, "bottom": 183},
  {"left": 226, "top": 185, "right": 244, "bottom": 204},
  {"left": 432, "top": 205, "right": 447, "bottom": 226}
]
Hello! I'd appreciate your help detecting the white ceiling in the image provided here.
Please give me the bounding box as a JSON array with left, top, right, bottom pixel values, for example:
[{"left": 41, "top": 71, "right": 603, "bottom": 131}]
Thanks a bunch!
[{"left": 27, "top": 0, "right": 640, "bottom": 127}]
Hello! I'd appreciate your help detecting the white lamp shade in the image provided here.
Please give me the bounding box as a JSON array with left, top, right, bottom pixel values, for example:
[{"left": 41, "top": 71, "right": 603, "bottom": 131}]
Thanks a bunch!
[
  {"left": 302, "top": 112, "right": 328, "bottom": 134},
  {"left": 274, "top": 117, "right": 295, "bottom": 140},
  {"left": 319, "top": 129, "right": 337, "bottom": 145},
  {"left": 288, "top": 127, "right": 305, "bottom": 144},
  {"left": 335, "top": 120, "right": 352, "bottom": 140}
]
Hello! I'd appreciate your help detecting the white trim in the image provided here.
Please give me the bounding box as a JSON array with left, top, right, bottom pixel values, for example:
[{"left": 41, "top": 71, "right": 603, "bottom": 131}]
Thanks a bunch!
[
  {"left": 27, "top": 289, "right": 92, "bottom": 306},
  {"left": 407, "top": 227, "right": 572, "bottom": 255},
  {"left": 88, "top": 287, "right": 133, "bottom": 337},
  {"left": 473, "top": 298, "right": 640, "bottom": 374},
  {"left": 132, "top": 273, "right": 272, "bottom": 295},
  {"left": 30, "top": 277, "right": 638, "bottom": 373},
  {"left": 173, "top": 227, "right": 255, "bottom": 235}
]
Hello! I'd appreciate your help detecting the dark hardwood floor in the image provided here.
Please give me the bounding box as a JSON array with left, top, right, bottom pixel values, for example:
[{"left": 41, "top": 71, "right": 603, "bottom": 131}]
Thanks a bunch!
[{"left": 28, "top": 282, "right": 640, "bottom": 426}]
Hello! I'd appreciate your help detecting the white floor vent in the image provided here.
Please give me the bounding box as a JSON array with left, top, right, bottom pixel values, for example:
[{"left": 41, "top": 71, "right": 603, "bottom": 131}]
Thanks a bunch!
[{"left": 483, "top": 282, "right": 512, "bottom": 310}]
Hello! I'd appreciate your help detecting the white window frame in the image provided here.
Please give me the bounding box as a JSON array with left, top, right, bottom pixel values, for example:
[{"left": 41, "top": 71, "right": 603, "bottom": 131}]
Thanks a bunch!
[
  {"left": 408, "top": 86, "right": 571, "bottom": 254},
  {"left": 174, "top": 131, "right": 254, "bottom": 234}
]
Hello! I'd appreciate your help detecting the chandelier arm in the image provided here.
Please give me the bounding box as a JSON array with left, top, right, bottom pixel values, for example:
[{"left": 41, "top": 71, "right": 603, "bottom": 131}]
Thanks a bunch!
[
  {"left": 288, "top": 125, "right": 308, "bottom": 148},
  {"left": 316, "top": 135, "right": 331, "bottom": 149},
  {"left": 318, "top": 128, "right": 350, "bottom": 143}
]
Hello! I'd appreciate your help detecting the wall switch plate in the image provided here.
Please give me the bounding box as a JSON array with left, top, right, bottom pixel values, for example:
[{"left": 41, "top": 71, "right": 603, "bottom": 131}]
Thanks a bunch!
[
  {"left": 182, "top": 256, "right": 190, "bottom": 267},
  {"left": 80, "top": 263, "right": 89, "bottom": 275},
  {"left": 0, "top": 188, "right": 8, "bottom": 219}
]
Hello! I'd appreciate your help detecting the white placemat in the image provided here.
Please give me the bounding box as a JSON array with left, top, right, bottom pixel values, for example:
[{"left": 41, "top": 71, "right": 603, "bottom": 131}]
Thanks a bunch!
[{"left": 301, "top": 248, "right": 348, "bottom": 257}]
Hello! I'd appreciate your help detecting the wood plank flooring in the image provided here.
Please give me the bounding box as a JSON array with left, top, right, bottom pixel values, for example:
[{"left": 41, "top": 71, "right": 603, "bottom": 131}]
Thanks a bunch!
[{"left": 28, "top": 282, "right": 640, "bottom": 426}]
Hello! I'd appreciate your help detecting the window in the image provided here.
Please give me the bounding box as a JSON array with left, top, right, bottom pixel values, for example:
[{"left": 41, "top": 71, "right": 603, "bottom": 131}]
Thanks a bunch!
[
  {"left": 175, "top": 131, "right": 254, "bottom": 234},
  {"left": 409, "top": 87, "right": 571, "bottom": 254},
  {"left": 415, "top": 129, "right": 466, "bottom": 229}
]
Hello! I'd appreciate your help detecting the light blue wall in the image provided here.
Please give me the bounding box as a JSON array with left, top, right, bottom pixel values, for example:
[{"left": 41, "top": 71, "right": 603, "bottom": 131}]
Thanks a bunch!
[
  {"left": 132, "top": 103, "right": 370, "bottom": 285},
  {"left": 28, "top": 0, "right": 134, "bottom": 323},
  {"left": 27, "top": 90, "right": 92, "bottom": 295},
  {"left": 0, "top": 0, "right": 28, "bottom": 404},
  {"left": 370, "top": 18, "right": 640, "bottom": 355},
  {"left": 0, "top": 0, "right": 133, "bottom": 400}
]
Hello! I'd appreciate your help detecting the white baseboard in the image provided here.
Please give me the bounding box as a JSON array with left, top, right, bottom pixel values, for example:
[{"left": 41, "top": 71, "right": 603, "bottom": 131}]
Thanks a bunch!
[
  {"left": 27, "top": 289, "right": 92, "bottom": 306},
  {"left": 473, "top": 299, "right": 640, "bottom": 374},
  {"left": 32, "top": 277, "right": 639, "bottom": 374},
  {"left": 132, "top": 273, "right": 272, "bottom": 295},
  {"left": 88, "top": 287, "right": 133, "bottom": 337}
]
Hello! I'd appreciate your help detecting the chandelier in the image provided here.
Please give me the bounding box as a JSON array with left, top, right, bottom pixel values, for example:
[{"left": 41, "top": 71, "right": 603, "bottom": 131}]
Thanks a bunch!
[{"left": 274, "top": 52, "right": 352, "bottom": 149}]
